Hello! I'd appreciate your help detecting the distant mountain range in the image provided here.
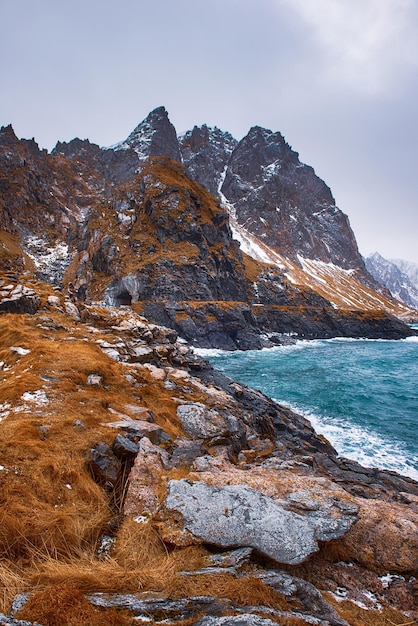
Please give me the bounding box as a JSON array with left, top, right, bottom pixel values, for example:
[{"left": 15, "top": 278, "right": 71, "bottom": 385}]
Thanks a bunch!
[
  {"left": 365, "top": 252, "right": 418, "bottom": 309},
  {"left": 1, "top": 106, "right": 416, "bottom": 348}
]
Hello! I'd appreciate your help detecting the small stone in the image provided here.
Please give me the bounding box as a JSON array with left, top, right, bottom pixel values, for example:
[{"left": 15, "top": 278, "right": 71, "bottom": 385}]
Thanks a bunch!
[
  {"left": 112, "top": 434, "right": 139, "bottom": 459},
  {"left": 47, "top": 295, "right": 61, "bottom": 307},
  {"left": 38, "top": 425, "right": 49, "bottom": 440},
  {"left": 86, "top": 374, "right": 103, "bottom": 386}
]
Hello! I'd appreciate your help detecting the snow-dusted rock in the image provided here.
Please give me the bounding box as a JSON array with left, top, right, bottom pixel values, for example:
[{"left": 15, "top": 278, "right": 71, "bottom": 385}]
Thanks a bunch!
[{"left": 0, "top": 282, "right": 40, "bottom": 314}]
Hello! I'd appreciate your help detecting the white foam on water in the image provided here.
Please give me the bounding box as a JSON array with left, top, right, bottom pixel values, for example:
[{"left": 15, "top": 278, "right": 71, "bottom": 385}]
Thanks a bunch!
[{"left": 275, "top": 399, "right": 418, "bottom": 481}]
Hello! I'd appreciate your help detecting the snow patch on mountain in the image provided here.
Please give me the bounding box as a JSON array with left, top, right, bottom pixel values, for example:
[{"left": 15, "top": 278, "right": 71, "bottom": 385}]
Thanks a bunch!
[
  {"left": 111, "top": 124, "right": 156, "bottom": 160},
  {"left": 223, "top": 210, "right": 413, "bottom": 317},
  {"left": 365, "top": 253, "right": 418, "bottom": 309},
  {"left": 23, "top": 236, "right": 71, "bottom": 285},
  {"left": 391, "top": 258, "right": 418, "bottom": 290}
]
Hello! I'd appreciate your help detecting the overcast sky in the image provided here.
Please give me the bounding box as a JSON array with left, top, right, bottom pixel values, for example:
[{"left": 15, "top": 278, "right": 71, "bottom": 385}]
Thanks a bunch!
[{"left": 1, "top": 0, "right": 417, "bottom": 265}]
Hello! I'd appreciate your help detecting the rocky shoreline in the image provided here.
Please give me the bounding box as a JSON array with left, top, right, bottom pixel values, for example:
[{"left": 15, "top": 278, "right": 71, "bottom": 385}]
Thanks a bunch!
[{"left": 0, "top": 275, "right": 417, "bottom": 625}]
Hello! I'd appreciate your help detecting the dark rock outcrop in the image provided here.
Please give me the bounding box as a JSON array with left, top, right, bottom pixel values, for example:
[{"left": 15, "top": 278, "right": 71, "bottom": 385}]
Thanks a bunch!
[{"left": 179, "top": 125, "right": 237, "bottom": 196}]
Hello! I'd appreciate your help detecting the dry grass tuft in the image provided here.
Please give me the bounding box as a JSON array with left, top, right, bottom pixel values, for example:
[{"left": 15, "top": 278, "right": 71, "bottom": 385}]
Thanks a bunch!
[
  {"left": 15, "top": 582, "right": 133, "bottom": 626},
  {"left": 324, "top": 594, "right": 418, "bottom": 626},
  {"left": 165, "top": 572, "right": 294, "bottom": 611},
  {"left": 113, "top": 518, "right": 168, "bottom": 570},
  {"left": 0, "top": 561, "right": 25, "bottom": 614}
]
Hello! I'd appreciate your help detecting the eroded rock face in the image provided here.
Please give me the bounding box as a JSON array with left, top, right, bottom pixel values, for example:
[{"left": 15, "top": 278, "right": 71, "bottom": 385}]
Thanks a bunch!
[
  {"left": 162, "top": 479, "right": 358, "bottom": 565},
  {"left": 180, "top": 125, "right": 238, "bottom": 196},
  {"left": 0, "top": 282, "right": 40, "bottom": 314},
  {"left": 124, "top": 437, "right": 169, "bottom": 519}
]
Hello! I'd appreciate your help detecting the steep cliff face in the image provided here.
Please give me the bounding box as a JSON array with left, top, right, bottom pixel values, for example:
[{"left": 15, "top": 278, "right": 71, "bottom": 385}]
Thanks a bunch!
[
  {"left": 0, "top": 124, "right": 100, "bottom": 282},
  {"left": 179, "top": 125, "right": 237, "bottom": 196},
  {"left": 221, "top": 127, "right": 364, "bottom": 271},
  {"left": 180, "top": 124, "right": 366, "bottom": 270},
  {"left": 67, "top": 157, "right": 249, "bottom": 307}
]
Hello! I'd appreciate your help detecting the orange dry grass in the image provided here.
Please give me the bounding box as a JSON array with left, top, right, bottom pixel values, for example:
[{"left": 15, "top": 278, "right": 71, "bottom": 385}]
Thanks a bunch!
[
  {"left": 0, "top": 562, "right": 25, "bottom": 614},
  {"left": 0, "top": 301, "right": 207, "bottom": 616},
  {"left": 27, "top": 521, "right": 208, "bottom": 595},
  {"left": 165, "top": 573, "right": 295, "bottom": 612},
  {"left": 324, "top": 595, "right": 418, "bottom": 626},
  {"left": 15, "top": 582, "right": 133, "bottom": 626}
]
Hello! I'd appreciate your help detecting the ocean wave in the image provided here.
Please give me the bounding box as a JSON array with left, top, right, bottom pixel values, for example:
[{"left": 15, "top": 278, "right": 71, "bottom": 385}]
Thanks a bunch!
[
  {"left": 274, "top": 399, "right": 418, "bottom": 481},
  {"left": 404, "top": 335, "right": 418, "bottom": 342},
  {"left": 192, "top": 347, "right": 230, "bottom": 357}
]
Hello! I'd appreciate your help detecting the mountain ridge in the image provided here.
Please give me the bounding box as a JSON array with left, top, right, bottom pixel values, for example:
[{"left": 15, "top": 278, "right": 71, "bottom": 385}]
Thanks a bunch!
[
  {"left": 1, "top": 108, "right": 417, "bottom": 351},
  {"left": 365, "top": 252, "right": 418, "bottom": 309}
]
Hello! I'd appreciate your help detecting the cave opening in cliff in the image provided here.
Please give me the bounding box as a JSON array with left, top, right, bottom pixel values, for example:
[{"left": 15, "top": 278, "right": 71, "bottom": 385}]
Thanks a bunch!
[{"left": 115, "top": 289, "right": 132, "bottom": 306}]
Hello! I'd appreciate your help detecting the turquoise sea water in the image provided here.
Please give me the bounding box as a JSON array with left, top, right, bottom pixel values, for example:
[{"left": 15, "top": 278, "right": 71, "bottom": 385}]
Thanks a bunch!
[{"left": 198, "top": 330, "right": 418, "bottom": 480}]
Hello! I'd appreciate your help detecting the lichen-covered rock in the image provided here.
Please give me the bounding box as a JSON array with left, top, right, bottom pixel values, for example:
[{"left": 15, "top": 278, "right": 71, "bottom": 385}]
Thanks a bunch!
[
  {"left": 339, "top": 499, "right": 418, "bottom": 571},
  {"left": 176, "top": 402, "right": 237, "bottom": 440},
  {"left": 162, "top": 479, "right": 358, "bottom": 564}
]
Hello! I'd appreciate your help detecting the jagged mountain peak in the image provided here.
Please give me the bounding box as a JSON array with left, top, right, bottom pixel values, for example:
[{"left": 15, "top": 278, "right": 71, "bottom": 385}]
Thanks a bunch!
[
  {"left": 179, "top": 124, "right": 237, "bottom": 196},
  {"left": 0, "top": 123, "right": 18, "bottom": 142},
  {"left": 112, "top": 105, "right": 181, "bottom": 163},
  {"left": 0, "top": 123, "right": 43, "bottom": 157},
  {"left": 180, "top": 124, "right": 237, "bottom": 150}
]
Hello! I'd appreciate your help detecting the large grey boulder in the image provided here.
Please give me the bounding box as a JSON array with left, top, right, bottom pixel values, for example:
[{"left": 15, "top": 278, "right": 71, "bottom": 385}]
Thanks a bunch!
[{"left": 164, "top": 480, "right": 358, "bottom": 565}]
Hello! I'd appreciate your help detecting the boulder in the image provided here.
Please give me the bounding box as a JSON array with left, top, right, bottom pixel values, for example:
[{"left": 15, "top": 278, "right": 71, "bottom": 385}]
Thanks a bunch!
[
  {"left": 162, "top": 480, "right": 358, "bottom": 565},
  {"left": 0, "top": 283, "right": 40, "bottom": 314},
  {"left": 177, "top": 402, "right": 233, "bottom": 439}
]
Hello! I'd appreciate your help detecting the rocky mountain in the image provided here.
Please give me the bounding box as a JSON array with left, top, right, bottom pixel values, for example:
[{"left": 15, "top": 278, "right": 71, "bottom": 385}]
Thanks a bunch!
[
  {"left": 1, "top": 108, "right": 416, "bottom": 353},
  {"left": 181, "top": 124, "right": 364, "bottom": 272},
  {"left": 0, "top": 275, "right": 417, "bottom": 625},
  {"left": 365, "top": 252, "right": 418, "bottom": 309},
  {"left": 391, "top": 257, "right": 418, "bottom": 292},
  {"left": 112, "top": 105, "right": 182, "bottom": 164}
]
